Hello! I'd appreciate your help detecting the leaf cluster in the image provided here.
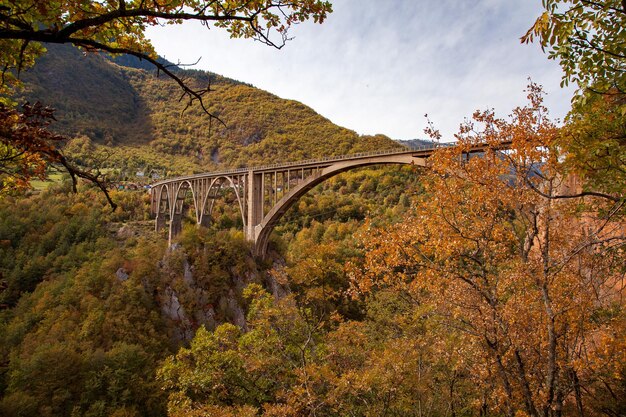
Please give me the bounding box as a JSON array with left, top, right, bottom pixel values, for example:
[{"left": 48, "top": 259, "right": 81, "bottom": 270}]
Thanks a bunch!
[{"left": 523, "top": 0, "right": 626, "bottom": 97}]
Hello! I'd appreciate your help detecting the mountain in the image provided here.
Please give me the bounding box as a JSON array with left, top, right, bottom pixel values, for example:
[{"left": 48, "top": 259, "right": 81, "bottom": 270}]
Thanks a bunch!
[
  {"left": 19, "top": 45, "right": 399, "bottom": 176},
  {"left": 395, "top": 138, "right": 439, "bottom": 148}
]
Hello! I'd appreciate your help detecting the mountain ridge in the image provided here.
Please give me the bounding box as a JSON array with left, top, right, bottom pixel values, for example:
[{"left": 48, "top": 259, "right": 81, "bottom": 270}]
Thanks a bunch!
[{"left": 19, "top": 45, "right": 400, "bottom": 176}]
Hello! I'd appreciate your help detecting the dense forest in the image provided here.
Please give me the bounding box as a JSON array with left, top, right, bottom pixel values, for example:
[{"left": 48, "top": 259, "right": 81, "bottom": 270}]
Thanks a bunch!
[{"left": 1, "top": 1, "right": 625, "bottom": 416}]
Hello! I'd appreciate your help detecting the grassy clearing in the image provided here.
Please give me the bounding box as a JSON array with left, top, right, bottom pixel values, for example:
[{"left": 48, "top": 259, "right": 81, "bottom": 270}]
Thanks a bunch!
[{"left": 30, "top": 172, "right": 65, "bottom": 191}]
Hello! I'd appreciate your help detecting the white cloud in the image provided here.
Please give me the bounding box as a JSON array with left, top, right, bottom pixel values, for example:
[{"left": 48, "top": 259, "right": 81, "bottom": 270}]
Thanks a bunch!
[{"left": 146, "top": 0, "right": 573, "bottom": 141}]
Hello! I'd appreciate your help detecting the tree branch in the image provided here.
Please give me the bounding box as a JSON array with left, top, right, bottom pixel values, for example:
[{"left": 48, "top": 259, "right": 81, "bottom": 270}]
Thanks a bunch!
[
  {"left": 0, "top": 102, "right": 117, "bottom": 209},
  {"left": 70, "top": 37, "right": 225, "bottom": 124},
  {"left": 572, "top": 28, "right": 626, "bottom": 60},
  {"left": 55, "top": 7, "right": 255, "bottom": 40},
  {"left": 524, "top": 173, "right": 622, "bottom": 202},
  {"left": 54, "top": 152, "right": 117, "bottom": 210}
]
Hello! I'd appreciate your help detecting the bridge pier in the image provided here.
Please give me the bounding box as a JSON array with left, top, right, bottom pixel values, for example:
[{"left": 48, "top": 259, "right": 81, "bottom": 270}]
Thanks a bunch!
[
  {"left": 155, "top": 214, "right": 166, "bottom": 232},
  {"left": 169, "top": 212, "right": 182, "bottom": 245},
  {"left": 246, "top": 171, "right": 263, "bottom": 244},
  {"left": 199, "top": 213, "right": 211, "bottom": 228}
]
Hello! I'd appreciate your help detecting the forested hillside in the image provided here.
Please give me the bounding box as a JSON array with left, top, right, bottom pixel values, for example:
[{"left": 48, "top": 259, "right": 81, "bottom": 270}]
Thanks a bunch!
[
  {"left": 1, "top": 1, "right": 625, "bottom": 416},
  {"left": 0, "top": 162, "right": 421, "bottom": 416},
  {"left": 20, "top": 44, "right": 398, "bottom": 177},
  {"left": 3, "top": 85, "right": 623, "bottom": 416},
  {"left": 1, "top": 44, "right": 425, "bottom": 417}
]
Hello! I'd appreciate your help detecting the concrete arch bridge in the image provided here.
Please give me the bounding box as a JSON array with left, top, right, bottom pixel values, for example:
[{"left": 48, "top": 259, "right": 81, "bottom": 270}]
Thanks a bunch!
[{"left": 150, "top": 143, "right": 495, "bottom": 257}]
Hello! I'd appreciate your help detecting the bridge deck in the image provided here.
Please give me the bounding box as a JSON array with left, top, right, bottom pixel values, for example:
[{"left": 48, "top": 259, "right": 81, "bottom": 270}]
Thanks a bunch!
[
  {"left": 151, "top": 142, "right": 452, "bottom": 187},
  {"left": 150, "top": 140, "right": 511, "bottom": 256}
]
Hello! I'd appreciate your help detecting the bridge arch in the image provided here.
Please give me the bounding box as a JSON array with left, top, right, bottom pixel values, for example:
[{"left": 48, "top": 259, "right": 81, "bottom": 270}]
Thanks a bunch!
[
  {"left": 154, "top": 183, "right": 170, "bottom": 216},
  {"left": 200, "top": 176, "right": 246, "bottom": 228},
  {"left": 253, "top": 153, "right": 426, "bottom": 256},
  {"left": 172, "top": 180, "right": 198, "bottom": 220}
]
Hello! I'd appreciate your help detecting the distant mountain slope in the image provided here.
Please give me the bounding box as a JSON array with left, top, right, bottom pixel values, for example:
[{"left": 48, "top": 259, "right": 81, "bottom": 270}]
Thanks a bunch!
[
  {"left": 19, "top": 45, "right": 398, "bottom": 175},
  {"left": 395, "top": 139, "right": 439, "bottom": 148},
  {"left": 21, "top": 45, "right": 152, "bottom": 144}
]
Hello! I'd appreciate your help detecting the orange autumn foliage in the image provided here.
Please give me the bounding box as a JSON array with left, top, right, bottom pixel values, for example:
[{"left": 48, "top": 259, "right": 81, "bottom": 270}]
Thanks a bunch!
[{"left": 352, "top": 84, "right": 626, "bottom": 417}]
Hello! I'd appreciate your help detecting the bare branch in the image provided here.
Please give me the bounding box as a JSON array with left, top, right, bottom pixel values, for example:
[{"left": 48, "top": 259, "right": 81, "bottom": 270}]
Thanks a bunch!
[{"left": 55, "top": 7, "right": 254, "bottom": 40}]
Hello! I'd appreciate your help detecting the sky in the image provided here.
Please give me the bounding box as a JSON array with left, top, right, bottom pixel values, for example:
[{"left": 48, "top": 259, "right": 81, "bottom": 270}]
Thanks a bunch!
[{"left": 146, "top": 0, "right": 574, "bottom": 142}]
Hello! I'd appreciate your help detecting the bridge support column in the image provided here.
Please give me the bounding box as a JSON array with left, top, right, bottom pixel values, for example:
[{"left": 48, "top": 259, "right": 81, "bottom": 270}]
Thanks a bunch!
[
  {"left": 246, "top": 171, "right": 263, "bottom": 245},
  {"left": 169, "top": 212, "right": 182, "bottom": 245},
  {"left": 155, "top": 214, "right": 166, "bottom": 232},
  {"left": 199, "top": 213, "right": 211, "bottom": 228}
]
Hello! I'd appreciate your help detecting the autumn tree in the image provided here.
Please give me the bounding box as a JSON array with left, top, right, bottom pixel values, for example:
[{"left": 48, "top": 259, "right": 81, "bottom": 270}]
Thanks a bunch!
[
  {"left": 557, "top": 91, "right": 626, "bottom": 200},
  {"left": 158, "top": 284, "right": 323, "bottom": 416},
  {"left": 0, "top": 232, "right": 172, "bottom": 417},
  {"left": 0, "top": 0, "right": 332, "bottom": 196},
  {"left": 523, "top": 0, "right": 626, "bottom": 96},
  {"left": 352, "top": 85, "right": 626, "bottom": 416},
  {"left": 0, "top": 102, "right": 119, "bottom": 205},
  {"left": 523, "top": 0, "right": 625, "bottom": 213},
  {"left": 157, "top": 283, "right": 477, "bottom": 416}
]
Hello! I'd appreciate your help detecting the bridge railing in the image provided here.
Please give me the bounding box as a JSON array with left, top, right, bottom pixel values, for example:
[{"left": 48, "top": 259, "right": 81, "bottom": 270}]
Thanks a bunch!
[
  {"left": 249, "top": 141, "right": 455, "bottom": 171},
  {"left": 151, "top": 141, "right": 456, "bottom": 187}
]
